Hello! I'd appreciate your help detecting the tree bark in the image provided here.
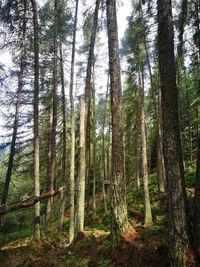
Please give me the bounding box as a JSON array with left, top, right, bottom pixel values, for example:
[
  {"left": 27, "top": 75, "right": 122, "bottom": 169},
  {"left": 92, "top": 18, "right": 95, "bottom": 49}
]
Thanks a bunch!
[
  {"left": 76, "top": 97, "right": 86, "bottom": 234},
  {"left": 194, "top": 137, "right": 200, "bottom": 259},
  {"left": 156, "top": 85, "right": 166, "bottom": 193},
  {"left": 138, "top": 69, "right": 152, "bottom": 226},
  {"left": 46, "top": 0, "right": 58, "bottom": 223},
  {"left": 0, "top": 187, "right": 64, "bottom": 217},
  {"left": 58, "top": 42, "right": 67, "bottom": 231},
  {"left": 157, "top": 0, "right": 191, "bottom": 265},
  {"left": 84, "top": 0, "right": 101, "bottom": 213},
  {"left": 31, "top": 0, "right": 40, "bottom": 241},
  {"left": 101, "top": 75, "right": 109, "bottom": 214},
  {"left": 69, "top": 0, "right": 79, "bottom": 244},
  {"left": 106, "top": 0, "right": 130, "bottom": 244}
]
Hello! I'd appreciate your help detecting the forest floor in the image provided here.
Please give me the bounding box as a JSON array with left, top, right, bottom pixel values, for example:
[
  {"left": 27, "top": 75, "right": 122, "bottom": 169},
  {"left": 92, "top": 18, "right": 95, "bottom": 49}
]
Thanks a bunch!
[
  {"left": 0, "top": 164, "right": 196, "bottom": 266},
  {"left": 0, "top": 226, "right": 168, "bottom": 267}
]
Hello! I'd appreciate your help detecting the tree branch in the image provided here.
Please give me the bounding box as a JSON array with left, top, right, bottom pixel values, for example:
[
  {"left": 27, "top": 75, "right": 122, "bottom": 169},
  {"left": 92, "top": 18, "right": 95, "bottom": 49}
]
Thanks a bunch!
[{"left": 0, "top": 187, "right": 64, "bottom": 216}]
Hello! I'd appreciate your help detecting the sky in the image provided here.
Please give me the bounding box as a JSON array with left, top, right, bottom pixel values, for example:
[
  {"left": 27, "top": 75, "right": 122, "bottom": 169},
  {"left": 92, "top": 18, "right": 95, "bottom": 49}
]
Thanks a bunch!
[
  {"left": 0, "top": 0, "right": 131, "bottom": 66},
  {"left": 0, "top": 0, "right": 132, "bottom": 140}
]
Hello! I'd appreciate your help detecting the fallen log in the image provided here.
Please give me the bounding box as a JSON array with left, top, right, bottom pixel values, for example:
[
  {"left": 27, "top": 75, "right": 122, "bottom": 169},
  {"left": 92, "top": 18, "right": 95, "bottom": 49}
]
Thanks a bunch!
[{"left": 0, "top": 187, "right": 64, "bottom": 216}]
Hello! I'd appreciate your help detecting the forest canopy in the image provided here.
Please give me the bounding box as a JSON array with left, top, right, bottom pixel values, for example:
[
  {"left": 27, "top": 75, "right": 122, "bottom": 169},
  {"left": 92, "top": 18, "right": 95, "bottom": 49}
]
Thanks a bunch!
[{"left": 0, "top": 0, "right": 200, "bottom": 266}]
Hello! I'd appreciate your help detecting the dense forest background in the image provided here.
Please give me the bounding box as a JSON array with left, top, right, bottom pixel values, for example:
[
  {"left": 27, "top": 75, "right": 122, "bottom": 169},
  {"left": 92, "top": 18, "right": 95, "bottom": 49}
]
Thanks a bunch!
[{"left": 0, "top": 0, "right": 200, "bottom": 266}]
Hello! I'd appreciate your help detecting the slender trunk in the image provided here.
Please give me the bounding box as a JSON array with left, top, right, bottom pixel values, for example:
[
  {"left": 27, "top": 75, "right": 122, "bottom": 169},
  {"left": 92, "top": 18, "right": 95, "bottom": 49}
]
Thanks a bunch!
[
  {"left": 46, "top": 0, "right": 58, "bottom": 223},
  {"left": 92, "top": 67, "right": 96, "bottom": 220},
  {"left": 76, "top": 97, "right": 86, "bottom": 233},
  {"left": 194, "top": 137, "right": 200, "bottom": 259},
  {"left": 138, "top": 69, "right": 152, "bottom": 226},
  {"left": 31, "top": 0, "right": 40, "bottom": 240},
  {"left": 157, "top": 0, "right": 191, "bottom": 265},
  {"left": 58, "top": 42, "right": 67, "bottom": 231},
  {"left": 69, "top": 0, "right": 79, "bottom": 244},
  {"left": 136, "top": 108, "right": 141, "bottom": 189},
  {"left": 1, "top": 0, "right": 27, "bottom": 206},
  {"left": 84, "top": 0, "right": 101, "bottom": 214},
  {"left": 106, "top": 0, "right": 131, "bottom": 244},
  {"left": 101, "top": 75, "right": 109, "bottom": 214}
]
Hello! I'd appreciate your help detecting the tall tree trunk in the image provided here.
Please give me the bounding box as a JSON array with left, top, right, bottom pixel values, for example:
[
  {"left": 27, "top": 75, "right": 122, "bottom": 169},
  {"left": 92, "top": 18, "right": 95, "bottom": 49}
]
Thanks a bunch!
[
  {"left": 84, "top": 0, "right": 101, "bottom": 213},
  {"left": 58, "top": 42, "right": 67, "bottom": 231},
  {"left": 136, "top": 108, "right": 141, "bottom": 189},
  {"left": 92, "top": 67, "right": 96, "bottom": 220},
  {"left": 31, "top": 0, "right": 40, "bottom": 240},
  {"left": 106, "top": 0, "right": 131, "bottom": 244},
  {"left": 138, "top": 69, "right": 152, "bottom": 226},
  {"left": 76, "top": 97, "right": 86, "bottom": 233},
  {"left": 156, "top": 85, "right": 165, "bottom": 192},
  {"left": 69, "top": 0, "right": 79, "bottom": 244},
  {"left": 46, "top": 0, "right": 58, "bottom": 223},
  {"left": 101, "top": 76, "right": 109, "bottom": 214},
  {"left": 1, "top": 0, "right": 27, "bottom": 206},
  {"left": 194, "top": 137, "right": 200, "bottom": 260},
  {"left": 157, "top": 0, "right": 191, "bottom": 265}
]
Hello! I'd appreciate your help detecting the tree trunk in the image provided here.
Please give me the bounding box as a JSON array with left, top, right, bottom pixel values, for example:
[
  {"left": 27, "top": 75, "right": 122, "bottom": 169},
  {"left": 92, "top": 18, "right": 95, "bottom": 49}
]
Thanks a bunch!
[
  {"left": 194, "top": 137, "right": 200, "bottom": 259},
  {"left": 156, "top": 85, "right": 166, "bottom": 193},
  {"left": 92, "top": 67, "right": 96, "bottom": 220},
  {"left": 106, "top": 0, "right": 130, "bottom": 244},
  {"left": 69, "top": 0, "right": 79, "bottom": 244},
  {"left": 157, "top": 0, "right": 191, "bottom": 265},
  {"left": 46, "top": 0, "right": 58, "bottom": 223},
  {"left": 31, "top": 0, "right": 40, "bottom": 240},
  {"left": 1, "top": 0, "right": 27, "bottom": 206},
  {"left": 76, "top": 97, "right": 86, "bottom": 233},
  {"left": 101, "top": 75, "right": 109, "bottom": 214},
  {"left": 138, "top": 69, "right": 152, "bottom": 226},
  {"left": 136, "top": 109, "right": 141, "bottom": 189},
  {"left": 58, "top": 42, "right": 67, "bottom": 231},
  {"left": 84, "top": 0, "right": 101, "bottom": 214}
]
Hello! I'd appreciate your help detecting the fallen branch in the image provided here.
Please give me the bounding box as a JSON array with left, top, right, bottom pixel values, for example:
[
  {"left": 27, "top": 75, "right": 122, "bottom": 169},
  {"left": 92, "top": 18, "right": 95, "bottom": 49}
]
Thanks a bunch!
[{"left": 0, "top": 187, "right": 64, "bottom": 216}]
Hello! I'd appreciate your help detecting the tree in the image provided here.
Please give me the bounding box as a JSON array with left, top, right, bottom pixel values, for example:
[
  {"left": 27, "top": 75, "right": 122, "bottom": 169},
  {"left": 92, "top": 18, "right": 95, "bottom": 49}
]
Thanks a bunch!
[
  {"left": 31, "top": 0, "right": 40, "bottom": 240},
  {"left": 106, "top": 0, "right": 130, "bottom": 244},
  {"left": 1, "top": 0, "right": 28, "bottom": 206},
  {"left": 84, "top": 0, "right": 101, "bottom": 211},
  {"left": 69, "top": 0, "right": 79, "bottom": 243},
  {"left": 75, "top": 96, "right": 86, "bottom": 234},
  {"left": 45, "top": 0, "right": 58, "bottom": 223},
  {"left": 157, "top": 0, "right": 192, "bottom": 265}
]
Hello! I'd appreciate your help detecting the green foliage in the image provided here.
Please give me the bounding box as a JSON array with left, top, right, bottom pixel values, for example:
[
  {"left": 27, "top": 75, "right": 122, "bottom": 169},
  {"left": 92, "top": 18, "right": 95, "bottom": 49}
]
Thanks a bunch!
[
  {"left": 80, "top": 258, "right": 89, "bottom": 267},
  {"left": 97, "top": 258, "right": 112, "bottom": 267},
  {"left": 185, "top": 161, "right": 196, "bottom": 187},
  {"left": 141, "top": 216, "right": 167, "bottom": 240}
]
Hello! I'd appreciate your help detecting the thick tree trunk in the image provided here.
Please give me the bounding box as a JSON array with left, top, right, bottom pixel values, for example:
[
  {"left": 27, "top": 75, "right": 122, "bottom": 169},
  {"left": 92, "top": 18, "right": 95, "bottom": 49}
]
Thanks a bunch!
[
  {"left": 31, "top": 0, "right": 40, "bottom": 240},
  {"left": 106, "top": 0, "right": 130, "bottom": 244},
  {"left": 76, "top": 97, "right": 86, "bottom": 233},
  {"left": 156, "top": 85, "right": 165, "bottom": 193},
  {"left": 46, "top": 0, "right": 58, "bottom": 223},
  {"left": 157, "top": 0, "right": 191, "bottom": 265},
  {"left": 138, "top": 70, "right": 152, "bottom": 226},
  {"left": 58, "top": 42, "right": 67, "bottom": 231},
  {"left": 69, "top": 0, "right": 79, "bottom": 244},
  {"left": 1, "top": 0, "right": 27, "bottom": 206}
]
